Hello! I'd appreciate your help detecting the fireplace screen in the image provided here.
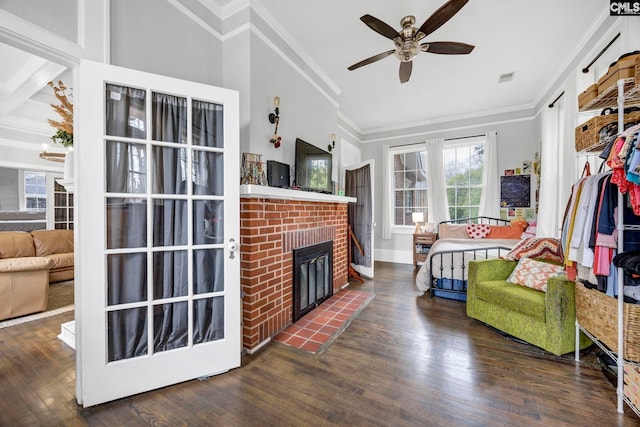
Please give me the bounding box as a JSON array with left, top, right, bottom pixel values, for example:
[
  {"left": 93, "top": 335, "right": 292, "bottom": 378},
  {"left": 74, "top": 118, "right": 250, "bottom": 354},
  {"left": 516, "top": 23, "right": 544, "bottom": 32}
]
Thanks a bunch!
[{"left": 293, "top": 241, "right": 333, "bottom": 322}]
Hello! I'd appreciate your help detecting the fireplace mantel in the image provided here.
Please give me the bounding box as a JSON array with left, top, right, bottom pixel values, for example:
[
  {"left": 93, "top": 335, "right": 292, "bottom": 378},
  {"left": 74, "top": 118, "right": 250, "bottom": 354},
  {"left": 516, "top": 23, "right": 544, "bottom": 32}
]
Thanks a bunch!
[{"left": 240, "top": 184, "right": 356, "bottom": 204}]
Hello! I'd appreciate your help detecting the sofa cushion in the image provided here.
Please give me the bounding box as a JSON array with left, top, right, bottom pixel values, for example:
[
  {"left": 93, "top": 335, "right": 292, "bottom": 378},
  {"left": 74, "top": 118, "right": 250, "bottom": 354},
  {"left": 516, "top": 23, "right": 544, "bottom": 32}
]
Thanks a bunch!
[
  {"left": 0, "top": 257, "right": 52, "bottom": 273},
  {"left": 0, "top": 231, "right": 36, "bottom": 258},
  {"left": 44, "top": 253, "right": 74, "bottom": 270},
  {"left": 507, "top": 257, "right": 565, "bottom": 292},
  {"left": 475, "top": 280, "right": 546, "bottom": 322},
  {"left": 31, "top": 230, "right": 74, "bottom": 256}
]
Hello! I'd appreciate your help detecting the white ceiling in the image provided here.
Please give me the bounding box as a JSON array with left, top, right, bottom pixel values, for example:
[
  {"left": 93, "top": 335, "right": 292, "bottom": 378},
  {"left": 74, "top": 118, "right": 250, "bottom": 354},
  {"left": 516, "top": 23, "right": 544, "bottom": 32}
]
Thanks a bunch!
[
  {"left": 0, "top": 0, "right": 610, "bottom": 145},
  {"left": 251, "top": 0, "right": 607, "bottom": 133}
]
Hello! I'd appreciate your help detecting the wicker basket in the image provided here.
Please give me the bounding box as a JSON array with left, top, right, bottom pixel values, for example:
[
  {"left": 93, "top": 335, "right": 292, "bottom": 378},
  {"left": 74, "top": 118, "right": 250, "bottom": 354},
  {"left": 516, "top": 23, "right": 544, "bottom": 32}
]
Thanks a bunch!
[
  {"left": 636, "top": 54, "right": 640, "bottom": 89},
  {"left": 575, "top": 110, "right": 640, "bottom": 152},
  {"left": 575, "top": 282, "right": 640, "bottom": 361}
]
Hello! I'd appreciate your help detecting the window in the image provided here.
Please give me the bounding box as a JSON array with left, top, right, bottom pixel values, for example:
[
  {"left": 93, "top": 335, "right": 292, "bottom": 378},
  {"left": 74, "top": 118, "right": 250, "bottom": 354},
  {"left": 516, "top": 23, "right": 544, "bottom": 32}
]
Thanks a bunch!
[
  {"left": 443, "top": 137, "right": 486, "bottom": 220},
  {"left": 24, "top": 171, "right": 46, "bottom": 211},
  {"left": 54, "top": 180, "right": 73, "bottom": 230},
  {"left": 390, "top": 146, "right": 427, "bottom": 227}
]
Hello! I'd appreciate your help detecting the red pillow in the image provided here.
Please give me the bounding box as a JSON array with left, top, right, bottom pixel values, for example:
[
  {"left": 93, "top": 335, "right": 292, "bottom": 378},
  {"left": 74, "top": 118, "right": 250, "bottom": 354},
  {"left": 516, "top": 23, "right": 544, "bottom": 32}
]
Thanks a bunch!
[{"left": 465, "top": 223, "right": 491, "bottom": 239}]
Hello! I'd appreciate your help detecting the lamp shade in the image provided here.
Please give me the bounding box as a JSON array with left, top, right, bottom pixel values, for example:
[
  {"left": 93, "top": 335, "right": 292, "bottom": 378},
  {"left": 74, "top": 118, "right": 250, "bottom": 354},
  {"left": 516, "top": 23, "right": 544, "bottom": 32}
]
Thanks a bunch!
[{"left": 412, "top": 212, "right": 424, "bottom": 224}]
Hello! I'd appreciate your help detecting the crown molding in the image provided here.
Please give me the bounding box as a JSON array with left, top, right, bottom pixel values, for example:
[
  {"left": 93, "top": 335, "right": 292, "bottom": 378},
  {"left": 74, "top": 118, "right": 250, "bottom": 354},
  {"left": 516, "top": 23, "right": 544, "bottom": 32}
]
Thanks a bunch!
[
  {"left": 361, "top": 115, "right": 535, "bottom": 144},
  {"left": 0, "top": 10, "right": 82, "bottom": 66},
  {"left": 167, "top": 0, "right": 223, "bottom": 40},
  {"left": 249, "top": 1, "right": 341, "bottom": 97}
]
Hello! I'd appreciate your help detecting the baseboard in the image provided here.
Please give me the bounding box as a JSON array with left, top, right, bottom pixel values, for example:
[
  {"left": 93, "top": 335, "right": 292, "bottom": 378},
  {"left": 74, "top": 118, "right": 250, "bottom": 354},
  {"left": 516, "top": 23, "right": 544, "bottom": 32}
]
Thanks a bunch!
[
  {"left": 58, "top": 320, "right": 76, "bottom": 350},
  {"left": 374, "top": 249, "right": 413, "bottom": 264}
]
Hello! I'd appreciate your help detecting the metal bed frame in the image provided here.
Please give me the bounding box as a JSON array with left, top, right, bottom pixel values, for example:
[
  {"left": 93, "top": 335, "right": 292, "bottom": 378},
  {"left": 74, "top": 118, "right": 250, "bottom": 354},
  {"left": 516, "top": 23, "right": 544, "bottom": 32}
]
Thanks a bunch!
[{"left": 428, "top": 217, "right": 513, "bottom": 300}]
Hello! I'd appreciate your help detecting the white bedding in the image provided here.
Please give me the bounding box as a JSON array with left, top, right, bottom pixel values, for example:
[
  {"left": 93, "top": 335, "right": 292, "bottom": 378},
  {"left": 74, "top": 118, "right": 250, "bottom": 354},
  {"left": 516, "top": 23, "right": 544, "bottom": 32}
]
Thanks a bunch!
[{"left": 415, "top": 238, "right": 519, "bottom": 291}]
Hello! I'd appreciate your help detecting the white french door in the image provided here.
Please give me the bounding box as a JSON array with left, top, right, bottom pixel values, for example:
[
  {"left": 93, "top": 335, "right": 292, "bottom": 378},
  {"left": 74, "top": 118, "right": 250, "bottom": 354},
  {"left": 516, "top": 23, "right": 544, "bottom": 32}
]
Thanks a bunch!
[
  {"left": 345, "top": 160, "right": 375, "bottom": 278},
  {"left": 75, "top": 60, "right": 240, "bottom": 407}
]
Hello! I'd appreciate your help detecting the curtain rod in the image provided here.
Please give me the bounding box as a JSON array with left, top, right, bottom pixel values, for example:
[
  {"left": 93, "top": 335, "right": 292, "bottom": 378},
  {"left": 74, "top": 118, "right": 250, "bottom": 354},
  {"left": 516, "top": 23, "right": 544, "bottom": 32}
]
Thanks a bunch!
[
  {"left": 582, "top": 33, "right": 620, "bottom": 73},
  {"left": 548, "top": 91, "right": 565, "bottom": 108},
  {"left": 390, "top": 133, "right": 490, "bottom": 148},
  {"left": 446, "top": 134, "right": 487, "bottom": 141}
]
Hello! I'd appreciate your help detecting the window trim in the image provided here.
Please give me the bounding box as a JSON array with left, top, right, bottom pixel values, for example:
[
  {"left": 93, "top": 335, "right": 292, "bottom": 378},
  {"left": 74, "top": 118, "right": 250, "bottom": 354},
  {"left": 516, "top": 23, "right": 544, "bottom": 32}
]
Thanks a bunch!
[
  {"left": 443, "top": 136, "right": 487, "bottom": 221},
  {"left": 21, "top": 170, "right": 48, "bottom": 212},
  {"left": 388, "top": 144, "right": 426, "bottom": 234}
]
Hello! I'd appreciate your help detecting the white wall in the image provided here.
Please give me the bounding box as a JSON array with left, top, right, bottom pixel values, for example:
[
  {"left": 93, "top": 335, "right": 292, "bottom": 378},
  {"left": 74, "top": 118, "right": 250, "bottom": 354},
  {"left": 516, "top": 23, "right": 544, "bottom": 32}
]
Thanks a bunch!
[
  {"left": 0, "top": 0, "right": 78, "bottom": 42},
  {"left": 362, "top": 118, "right": 537, "bottom": 263},
  {"left": 110, "top": 0, "right": 223, "bottom": 86},
  {"left": 0, "top": 167, "right": 19, "bottom": 210},
  {"left": 247, "top": 32, "right": 339, "bottom": 180}
]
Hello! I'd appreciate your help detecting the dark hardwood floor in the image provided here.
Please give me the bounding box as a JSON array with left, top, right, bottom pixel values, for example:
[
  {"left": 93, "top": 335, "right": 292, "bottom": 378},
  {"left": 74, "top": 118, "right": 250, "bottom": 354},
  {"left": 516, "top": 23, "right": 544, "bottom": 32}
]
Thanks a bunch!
[{"left": 1, "top": 261, "right": 639, "bottom": 426}]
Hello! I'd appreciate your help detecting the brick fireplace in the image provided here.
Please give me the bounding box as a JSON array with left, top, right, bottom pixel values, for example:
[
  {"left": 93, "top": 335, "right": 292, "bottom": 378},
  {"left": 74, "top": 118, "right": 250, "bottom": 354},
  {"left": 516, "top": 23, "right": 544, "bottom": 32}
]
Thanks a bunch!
[{"left": 239, "top": 185, "right": 355, "bottom": 352}]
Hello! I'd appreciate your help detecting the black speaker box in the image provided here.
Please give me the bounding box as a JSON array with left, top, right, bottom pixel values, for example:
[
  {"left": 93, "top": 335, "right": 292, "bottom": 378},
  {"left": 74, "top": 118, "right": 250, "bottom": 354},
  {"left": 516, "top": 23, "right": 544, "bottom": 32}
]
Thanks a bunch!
[{"left": 267, "top": 160, "right": 290, "bottom": 188}]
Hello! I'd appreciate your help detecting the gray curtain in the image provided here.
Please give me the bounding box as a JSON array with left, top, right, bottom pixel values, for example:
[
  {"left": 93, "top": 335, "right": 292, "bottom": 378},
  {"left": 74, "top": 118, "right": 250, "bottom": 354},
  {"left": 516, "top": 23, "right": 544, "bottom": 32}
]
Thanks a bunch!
[
  {"left": 105, "top": 87, "right": 225, "bottom": 361},
  {"left": 346, "top": 164, "right": 372, "bottom": 267}
]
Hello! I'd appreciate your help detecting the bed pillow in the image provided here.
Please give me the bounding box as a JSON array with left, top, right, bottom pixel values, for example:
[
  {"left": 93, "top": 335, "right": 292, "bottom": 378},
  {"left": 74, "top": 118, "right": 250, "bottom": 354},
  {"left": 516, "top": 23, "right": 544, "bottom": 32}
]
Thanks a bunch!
[
  {"left": 465, "top": 223, "right": 491, "bottom": 239},
  {"left": 438, "top": 224, "right": 470, "bottom": 239},
  {"left": 506, "top": 257, "right": 564, "bottom": 292},
  {"left": 503, "top": 237, "right": 564, "bottom": 264},
  {"left": 486, "top": 220, "right": 528, "bottom": 239}
]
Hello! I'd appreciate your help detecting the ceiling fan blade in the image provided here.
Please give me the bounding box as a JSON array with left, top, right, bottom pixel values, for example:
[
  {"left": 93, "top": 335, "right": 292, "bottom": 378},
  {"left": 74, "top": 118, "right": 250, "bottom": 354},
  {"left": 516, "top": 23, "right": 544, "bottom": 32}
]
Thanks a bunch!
[
  {"left": 399, "top": 61, "right": 412, "bottom": 84},
  {"left": 360, "top": 14, "right": 400, "bottom": 40},
  {"left": 418, "top": 0, "right": 469, "bottom": 37},
  {"left": 348, "top": 50, "right": 395, "bottom": 71},
  {"left": 422, "top": 41, "right": 475, "bottom": 55}
]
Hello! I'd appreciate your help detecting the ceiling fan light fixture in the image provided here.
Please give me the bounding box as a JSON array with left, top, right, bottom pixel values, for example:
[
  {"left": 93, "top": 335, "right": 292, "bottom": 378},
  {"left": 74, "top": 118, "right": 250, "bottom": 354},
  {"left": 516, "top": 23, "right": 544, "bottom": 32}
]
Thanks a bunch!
[{"left": 348, "top": 0, "right": 474, "bottom": 83}]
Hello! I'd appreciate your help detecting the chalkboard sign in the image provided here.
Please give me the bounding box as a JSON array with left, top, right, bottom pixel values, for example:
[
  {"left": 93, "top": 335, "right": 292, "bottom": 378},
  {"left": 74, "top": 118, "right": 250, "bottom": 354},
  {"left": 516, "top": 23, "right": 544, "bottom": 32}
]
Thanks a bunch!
[{"left": 500, "top": 175, "right": 531, "bottom": 208}]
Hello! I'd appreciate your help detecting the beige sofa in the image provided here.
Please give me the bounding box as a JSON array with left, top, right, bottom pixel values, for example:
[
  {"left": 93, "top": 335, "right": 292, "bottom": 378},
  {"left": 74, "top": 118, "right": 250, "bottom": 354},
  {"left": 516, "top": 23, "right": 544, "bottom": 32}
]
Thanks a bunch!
[
  {"left": 0, "top": 230, "right": 74, "bottom": 321},
  {"left": 30, "top": 230, "right": 74, "bottom": 283}
]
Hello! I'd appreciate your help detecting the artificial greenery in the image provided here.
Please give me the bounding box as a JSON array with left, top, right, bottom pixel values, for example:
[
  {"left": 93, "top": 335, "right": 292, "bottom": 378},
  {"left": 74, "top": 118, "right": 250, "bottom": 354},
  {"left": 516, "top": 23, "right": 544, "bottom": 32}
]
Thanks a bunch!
[{"left": 51, "top": 129, "right": 73, "bottom": 148}]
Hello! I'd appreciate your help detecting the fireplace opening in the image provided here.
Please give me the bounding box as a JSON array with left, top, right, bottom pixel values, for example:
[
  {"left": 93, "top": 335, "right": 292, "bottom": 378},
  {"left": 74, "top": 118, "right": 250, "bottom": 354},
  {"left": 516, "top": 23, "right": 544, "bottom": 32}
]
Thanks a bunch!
[{"left": 293, "top": 241, "right": 333, "bottom": 322}]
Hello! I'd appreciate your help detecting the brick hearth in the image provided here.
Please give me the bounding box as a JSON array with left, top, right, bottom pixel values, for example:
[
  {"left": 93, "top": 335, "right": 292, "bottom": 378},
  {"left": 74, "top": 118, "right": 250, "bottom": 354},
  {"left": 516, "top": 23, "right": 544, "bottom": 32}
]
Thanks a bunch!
[{"left": 240, "top": 185, "right": 354, "bottom": 352}]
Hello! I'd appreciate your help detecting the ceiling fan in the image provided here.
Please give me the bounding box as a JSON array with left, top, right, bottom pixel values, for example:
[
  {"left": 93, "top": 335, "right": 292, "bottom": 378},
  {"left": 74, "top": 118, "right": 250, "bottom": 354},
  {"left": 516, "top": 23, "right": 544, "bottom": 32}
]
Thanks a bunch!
[{"left": 347, "top": 0, "right": 475, "bottom": 83}]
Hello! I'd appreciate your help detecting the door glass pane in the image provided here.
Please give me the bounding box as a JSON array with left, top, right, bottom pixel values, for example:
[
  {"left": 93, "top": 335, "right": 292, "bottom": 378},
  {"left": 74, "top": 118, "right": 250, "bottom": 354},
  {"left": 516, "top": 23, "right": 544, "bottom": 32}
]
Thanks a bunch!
[
  {"left": 106, "top": 141, "right": 147, "bottom": 194},
  {"left": 105, "top": 84, "right": 146, "bottom": 139},
  {"left": 192, "top": 150, "right": 223, "bottom": 195},
  {"left": 193, "top": 297, "right": 225, "bottom": 344},
  {"left": 154, "top": 302, "right": 188, "bottom": 352},
  {"left": 193, "top": 249, "right": 224, "bottom": 294},
  {"left": 153, "top": 199, "right": 187, "bottom": 246},
  {"left": 153, "top": 251, "right": 188, "bottom": 299},
  {"left": 106, "top": 198, "right": 147, "bottom": 249},
  {"left": 152, "top": 93, "right": 187, "bottom": 143},
  {"left": 192, "top": 100, "right": 224, "bottom": 148},
  {"left": 193, "top": 200, "right": 224, "bottom": 244},
  {"left": 151, "top": 147, "right": 187, "bottom": 194},
  {"left": 300, "top": 264, "right": 308, "bottom": 309},
  {"left": 316, "top": 257, "right": 325, "bottom": 299},
  {"left": 107, "top": 253, "right": 147, "bottom": 305},
  {"left": 108, "top": 307, "right": 148, "bottom": 362}
]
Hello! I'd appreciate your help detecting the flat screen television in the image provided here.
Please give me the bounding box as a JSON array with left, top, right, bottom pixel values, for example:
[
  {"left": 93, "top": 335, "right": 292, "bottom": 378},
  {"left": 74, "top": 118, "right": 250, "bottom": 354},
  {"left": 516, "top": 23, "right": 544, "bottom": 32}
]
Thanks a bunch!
[{"left": 295, "top": 138, "right": 333, "bottom": 194}]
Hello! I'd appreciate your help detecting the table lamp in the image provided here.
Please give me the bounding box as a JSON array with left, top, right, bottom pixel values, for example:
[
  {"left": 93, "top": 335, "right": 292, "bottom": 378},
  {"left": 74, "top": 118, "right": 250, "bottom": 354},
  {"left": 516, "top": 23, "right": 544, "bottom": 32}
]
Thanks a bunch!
[{"left": 412, "top": 212, "right": 424, "bottom": 234}]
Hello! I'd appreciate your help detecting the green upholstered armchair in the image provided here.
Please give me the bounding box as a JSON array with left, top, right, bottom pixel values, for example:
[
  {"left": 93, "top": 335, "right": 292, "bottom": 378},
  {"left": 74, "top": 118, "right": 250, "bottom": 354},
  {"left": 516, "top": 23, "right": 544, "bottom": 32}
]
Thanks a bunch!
[{"left": 467, "top": 258, "right": 591, "bottom": 356}]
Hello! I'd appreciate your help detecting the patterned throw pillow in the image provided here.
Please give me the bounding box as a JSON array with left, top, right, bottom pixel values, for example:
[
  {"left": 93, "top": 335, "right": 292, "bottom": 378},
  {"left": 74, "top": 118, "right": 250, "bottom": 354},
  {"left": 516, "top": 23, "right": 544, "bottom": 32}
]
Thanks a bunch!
[
  {"left": 506, "top": 257, "right": 565, "bottom": 292},
  {"left": 465, "top": 223, "right": 491, "bottom": 239},
  {"left": 503, "top": 237, "right": 564, "bottom": 264}
]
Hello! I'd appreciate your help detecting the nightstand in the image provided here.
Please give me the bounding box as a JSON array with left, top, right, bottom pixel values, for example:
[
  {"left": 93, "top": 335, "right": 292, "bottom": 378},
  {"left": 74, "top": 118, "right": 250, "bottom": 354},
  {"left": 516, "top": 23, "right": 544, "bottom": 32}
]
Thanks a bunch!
[{"left": 413, "top": 232, "right": 437, "bottom": 269}]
